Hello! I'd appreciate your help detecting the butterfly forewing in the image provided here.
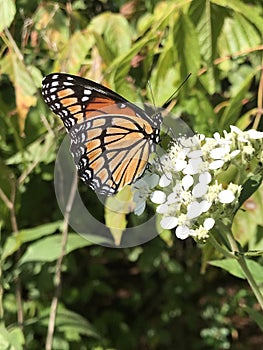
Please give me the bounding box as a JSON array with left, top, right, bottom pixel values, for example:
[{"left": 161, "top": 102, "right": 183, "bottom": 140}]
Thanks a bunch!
[{"left": 42, "top": 73, "right": 162, "bottom": 195}]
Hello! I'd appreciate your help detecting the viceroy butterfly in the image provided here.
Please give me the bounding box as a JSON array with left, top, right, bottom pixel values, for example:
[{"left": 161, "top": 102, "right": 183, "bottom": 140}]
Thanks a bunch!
[{"left": 42, "top": 73, "right": 162, "bottom": 195}]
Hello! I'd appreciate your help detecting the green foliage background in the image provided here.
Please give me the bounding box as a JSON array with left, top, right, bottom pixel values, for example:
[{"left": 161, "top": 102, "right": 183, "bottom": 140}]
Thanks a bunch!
[{"left": 0, "top": 0, "right": 262, "bottom": 349}]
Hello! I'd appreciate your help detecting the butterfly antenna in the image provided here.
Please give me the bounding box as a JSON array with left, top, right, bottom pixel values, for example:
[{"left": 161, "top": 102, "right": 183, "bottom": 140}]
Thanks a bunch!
[{"left": 162, "top": 73, "right": 192, "bottom": 109}]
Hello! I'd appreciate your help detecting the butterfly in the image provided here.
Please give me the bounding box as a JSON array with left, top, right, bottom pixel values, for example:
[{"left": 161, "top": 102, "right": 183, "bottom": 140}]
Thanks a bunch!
[{"left": 42, "top": 73, "right": 162, "bottom": 195}]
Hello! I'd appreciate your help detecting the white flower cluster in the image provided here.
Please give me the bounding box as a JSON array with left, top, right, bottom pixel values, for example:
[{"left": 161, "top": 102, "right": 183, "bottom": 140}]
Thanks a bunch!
[{"left": 132, "top": 126, "right": 263, "bottom": 240}]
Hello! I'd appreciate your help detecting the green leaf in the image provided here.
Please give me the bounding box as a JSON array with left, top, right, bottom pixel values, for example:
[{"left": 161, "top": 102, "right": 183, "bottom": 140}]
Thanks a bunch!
[
  {"left": 237, "top": 174, "right": 263, "bottom": 210},
  {"left": 104, "top": 14, "right": 132, "bottom": 56},
  {"left": 1, "top": 51, "right": 37, "bottom": 134},
  {"left": 150, "top": 45, "right": 179, "bottom": 106},
  {"left": 174, "top": 13, "right": 201, "bottom": 88},
  {"left": 233, "top": 186, "right": 263, "bottom": 248},
  {"left": 0, "top": 325, "right": 24, "bottom": 350},
  {"left": 104, "top": 187, "right": 133, "bottom": 246},
  {"left": 19, "top": 233, "right": 92, "bottom": 264},
  {"left": 209, "top": 258, "right": 263, "bottom": 283},
  {"left": 189, "top": 1, "right": 226, "bottom": 94},
  {"left": 219, "top": 69, "right": 257, "bottom": 128},
  {"left": 6, "top": 132, "right": 56, "bottom": 166},
  {"left": 244, "top": 306, "right": 263, "bottom": 331},
  {"left": 55, "top": 30, "right": 95, "bottom": 73},
  {"left": 218, "top": 13, "right": 262, "bottom": 57},
  {"left": 40, "top": 306, "right": 100, "bottom": 339},
  {"left": 213, "top": 0, "right": 263, "bottom": 34},
  {"left": 0, "top": 0, "right": 16, "bottom": 31},
  {"left": 2, "top": 221, "right": 62, "bottom": 260}
]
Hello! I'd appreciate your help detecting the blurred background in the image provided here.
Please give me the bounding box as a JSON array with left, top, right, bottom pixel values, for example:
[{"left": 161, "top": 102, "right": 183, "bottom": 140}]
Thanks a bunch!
[{"left": 0, "top": 0, "right": 262, "bottom": 349}]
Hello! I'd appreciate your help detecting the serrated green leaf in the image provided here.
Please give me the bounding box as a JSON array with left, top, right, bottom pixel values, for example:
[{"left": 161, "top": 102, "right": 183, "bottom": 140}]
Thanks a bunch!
[
  {"left": 212, "top": 0, "right": 263, "bottom": 34},
  {"left": 219, "top": 69, "right": 257, "bottom": 128},
  {"left": 19, "top": 233, "right": 92, "bottom": 264},
  {"left": 218, "top": 13, "right": 261, "bottom": 57},
  {"left": 209, "top": 258, "right": 263, "bottom": 283},
  {"left": 0, "top": 0, "right": 16, "bottom": 31},
  {"left": 174, "top": 13, "right": 201, "bottom": 87},
  {"left": 189, "top": 1, "right": 226, "bottom": 94}
]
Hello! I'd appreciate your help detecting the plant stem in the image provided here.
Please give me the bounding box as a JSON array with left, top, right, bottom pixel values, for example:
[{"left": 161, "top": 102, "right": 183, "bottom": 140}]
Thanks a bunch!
[
  {"left": 226, "top": 230, "right": 263, "bottom": 311},
  {"left": 45, "top": 172, "right": 78, "bottom": 350},
  {"left": 213, "top": 221, "right": 263, "bottom": 311}
]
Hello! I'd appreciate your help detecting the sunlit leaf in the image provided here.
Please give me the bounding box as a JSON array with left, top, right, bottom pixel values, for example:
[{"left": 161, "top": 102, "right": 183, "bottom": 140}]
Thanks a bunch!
[
  {"left": 104, "top": 187, "right": 134, "bottom": 246},
  {"left": 218, "top": 13, "right": 262, "bottom": 56},
  {"left": 213, "top": 0, "right": 263, "bottom": 34},
  {"left": 2, "top": 221, "right": 62, "bottom": 260},
  {"left": 219, "top": 69, "right": 257, "bottom": 128},
  {"left": 174, "top": 12, "right": 201, "bottom": 88},
  {"left": 55, "top": 30, "right": 95, "bottom": 73},
  {"left": 0, "top": 325, "right": 24, "bottom": 350},
  {"left": 189, "top": 0, "right": 226, "bottom": 93},
  {"left": 0, "top": 0, "right": 16, "bottom": 31},
  {"left": 209, "top": 258, "right": 263, "bottom": 283},
  {"left": 19, "top": 233, "right": 92, "bottom": 264}
]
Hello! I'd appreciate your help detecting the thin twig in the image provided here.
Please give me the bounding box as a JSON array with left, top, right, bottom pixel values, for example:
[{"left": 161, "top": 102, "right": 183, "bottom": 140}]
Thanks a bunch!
[{"left": 45, "top": 172, "right": 78, "bottom": 350}]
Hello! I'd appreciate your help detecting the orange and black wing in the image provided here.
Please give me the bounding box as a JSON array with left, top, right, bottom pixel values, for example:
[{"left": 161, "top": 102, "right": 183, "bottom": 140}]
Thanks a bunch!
[{"left": 42, "top": 73, "right": 162, "bottom": 195}]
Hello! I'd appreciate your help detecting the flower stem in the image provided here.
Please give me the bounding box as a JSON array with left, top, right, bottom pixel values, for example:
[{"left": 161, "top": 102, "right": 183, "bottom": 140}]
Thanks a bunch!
[
  {"left": 213, "top": 221, "right": 263, "bottom": 311},
  {"left": 226, "top": 230, "right": 263, "bottom": 310},
  {"left": 236, "top": 252, "right": 263, "bottom": 310}
]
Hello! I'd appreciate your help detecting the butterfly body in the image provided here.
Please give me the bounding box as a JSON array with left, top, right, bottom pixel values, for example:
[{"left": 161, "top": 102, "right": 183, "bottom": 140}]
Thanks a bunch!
[{"left": 42, "top": 73, "right": 161, "bottom": 195}]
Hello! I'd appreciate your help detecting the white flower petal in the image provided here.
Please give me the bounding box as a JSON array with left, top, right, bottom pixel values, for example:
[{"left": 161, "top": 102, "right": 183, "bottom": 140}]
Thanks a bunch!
[
  {"left": 218, "top": 190, "right": 235, "bottom": 204},
  {"left": 204, "top": 218, "right": 215, "bottom": 230},
  {"left": 175, "top": 159, "right": 187, "bottom": 171},
  {"left": 213, "top": 132, "right": 221, "bottom": 140},
  {"left": 146, "top": 174, "right": 160, "bottom": 187},
  {"left": 199, "top": 172, "right": 212, "bottom": 185},
  {"left": 199, "top": 200, "right": 212, "bottom": 213},
  {"left": 187, "top": 201, "right": 203, "bottom": 219},
  {"left": 188, "top": 150, "right": 203, "bottom": 158},
  {"left": 182, "top": 175, "right": 193, "bottom": 190},
  {"left": 159, "top": 173, "right": 172, "bottom": 187},
  {"left": 167, "top": 192, "right": 178, "bottom": 204},
  {"left": 209, "top": 159, "right": 225, "bottom": 170},
  {"left": 151, "top": 190, "right": 166, "bottom": 204},
  {"left": 247, "top": 129, "right": 263, "bottom": 139},
  {"left": 156, "top": 203, "right": 169, "bottom": 214},
  {"left": 183, "top": 157, "right": 203, "bottom": 175},
  {"left": 160, "top": 216, "right": 178, "bottom": 230},
  {"left": 192, "top": 183, "right": 208, "bottom": 198},
  {"left": 175, "top": 225, "right": 190, "bottom": 239},
  {"left": 134, "top": 201, "right": 146, "bottom": 216},
  {"left": 210, "top": 146, "right": 230, "bottom": 159},
  {"left": 230, "top": 150, "right": 240, "bottom": 158},
  {"left": 230, "top": 125, "right": 242, "bottom": 134}
]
